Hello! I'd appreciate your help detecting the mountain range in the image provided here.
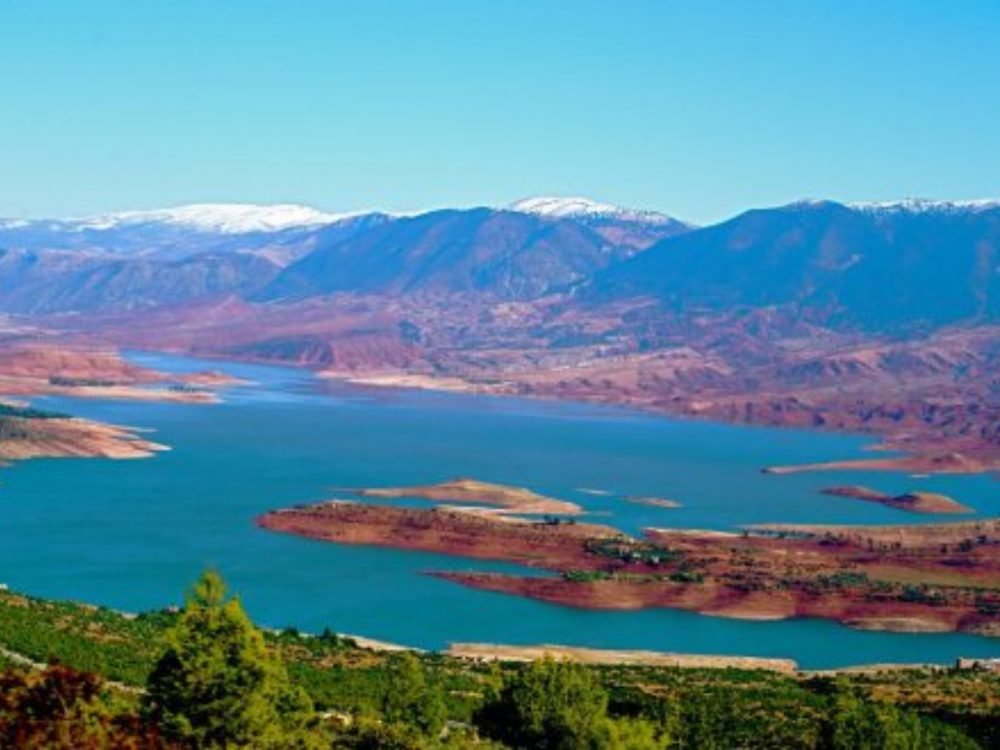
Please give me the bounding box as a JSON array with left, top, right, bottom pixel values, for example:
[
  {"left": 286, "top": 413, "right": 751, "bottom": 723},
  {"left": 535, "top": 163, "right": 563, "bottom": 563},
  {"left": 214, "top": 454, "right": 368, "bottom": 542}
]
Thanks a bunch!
[
  {"left": 585, "top": 199, "right": 1000, "bottom": 330},
  {"left": 6, "top": 194, "right": 1000, "bottom": 471},
  {"left": 0, "top": 197, "right": 687, "bottom": 312},
  {"left": 2, "top": 196, "right": 999, "bottom": 333}
]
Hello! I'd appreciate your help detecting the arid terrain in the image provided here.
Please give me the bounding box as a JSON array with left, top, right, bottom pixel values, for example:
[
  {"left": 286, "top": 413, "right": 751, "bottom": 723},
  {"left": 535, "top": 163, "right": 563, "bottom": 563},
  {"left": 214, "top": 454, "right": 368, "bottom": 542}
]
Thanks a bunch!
[
  {"left": 258, "top": 481, "right": 1000, "bottom": 637},
  {"left": 0, "top": 406, "right": 166, "bottom": 462},
  {"left": 23, "top": 294, "right": 1000, "bottom": 479},
  {"left": 446, "top": 642, "right": 798, "bottom": 673},
  {"left": 820, "top": 486, "right": 972, "bottom": 514},
  {"left": 0, "top": 342, "right": 235, "bottom": 465},
  {"left": 5, "top": 198, "right": 1000, "bottom": 479}
]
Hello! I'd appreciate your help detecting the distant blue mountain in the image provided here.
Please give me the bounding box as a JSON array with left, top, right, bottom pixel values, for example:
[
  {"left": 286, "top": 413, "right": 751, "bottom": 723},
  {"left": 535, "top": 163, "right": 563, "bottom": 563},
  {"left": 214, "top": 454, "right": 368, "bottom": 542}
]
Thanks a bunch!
[
  {"left": 584, "top": 199, "right": 1000, "bottom": 330},
  {"left": 261, "top": 207, "right": 666, "bottom": 301},
  {"left": 0, "top": 204, "right": 393, "bottom": 263},
  {"left": 0, "top": 199, "right": 684, "bottom": 311},
  {"left": 5, "top": 196, "right": 1000, "bottom": 331}
]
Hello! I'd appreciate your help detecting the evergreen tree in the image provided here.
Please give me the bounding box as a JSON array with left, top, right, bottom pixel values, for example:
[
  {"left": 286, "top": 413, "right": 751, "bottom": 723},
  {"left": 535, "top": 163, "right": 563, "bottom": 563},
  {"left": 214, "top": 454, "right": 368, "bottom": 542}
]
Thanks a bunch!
[
  {"left": 598, "top": 716, "right": 669, "bottom": 749},
  {"left": 381, "top": 652, "right": 447, "bottom": 737},
  {"left": 821, "top": 682, "right": 979, "bottom": 750},
  {"left": 474, "top": 657, "right": 609, "bottom": 749},
  {"left": 143, "top": 570, "right": 321, "bottom": 749}
]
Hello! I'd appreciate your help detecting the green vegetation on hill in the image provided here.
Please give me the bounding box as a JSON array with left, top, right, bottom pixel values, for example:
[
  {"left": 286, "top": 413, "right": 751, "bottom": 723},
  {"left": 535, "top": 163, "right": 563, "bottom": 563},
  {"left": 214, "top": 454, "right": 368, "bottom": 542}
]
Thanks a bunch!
[
  {"left": 144, "top": 571, "right": 320, "bottom": 748},
  {"left": 0, "top": 576, "right": 997, "bottom": 748}
]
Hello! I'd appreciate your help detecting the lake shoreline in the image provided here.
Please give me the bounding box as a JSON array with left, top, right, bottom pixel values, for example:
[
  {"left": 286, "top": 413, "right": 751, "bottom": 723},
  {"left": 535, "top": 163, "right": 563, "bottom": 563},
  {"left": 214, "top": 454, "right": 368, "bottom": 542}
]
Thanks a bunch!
[
  {"left": 37, "top": 341, "right": 999, "bottom": 482},
  {"left": 6, "top": 346, "right": 1000, "bottom": 670}
]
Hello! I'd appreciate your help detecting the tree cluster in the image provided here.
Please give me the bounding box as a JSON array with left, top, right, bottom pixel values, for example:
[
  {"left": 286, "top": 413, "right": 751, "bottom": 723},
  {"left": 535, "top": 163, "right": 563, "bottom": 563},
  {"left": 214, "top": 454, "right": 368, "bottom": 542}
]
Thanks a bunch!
[{"left": 0, "top": 571, "right": 990, "bottom": 748}]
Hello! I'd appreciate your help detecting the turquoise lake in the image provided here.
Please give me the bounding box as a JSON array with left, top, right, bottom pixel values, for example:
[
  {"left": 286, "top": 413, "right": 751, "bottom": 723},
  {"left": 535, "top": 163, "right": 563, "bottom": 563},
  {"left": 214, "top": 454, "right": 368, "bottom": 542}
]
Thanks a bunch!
[{"left": 2, "top": 351, "right": 999, "bottom": 669}]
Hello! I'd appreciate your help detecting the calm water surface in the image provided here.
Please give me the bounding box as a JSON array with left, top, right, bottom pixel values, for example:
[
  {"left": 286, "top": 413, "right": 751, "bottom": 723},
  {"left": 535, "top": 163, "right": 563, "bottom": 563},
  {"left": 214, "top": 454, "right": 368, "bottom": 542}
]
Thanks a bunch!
[{"left": 1, "top": 351, "right": 998, "bottom": 669}]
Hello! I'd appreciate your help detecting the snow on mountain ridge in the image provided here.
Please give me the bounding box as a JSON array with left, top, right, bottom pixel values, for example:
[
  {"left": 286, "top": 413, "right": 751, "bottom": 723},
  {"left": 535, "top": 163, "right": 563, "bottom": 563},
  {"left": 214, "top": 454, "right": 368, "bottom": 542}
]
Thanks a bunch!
[
  {"left": 69, "top": 203, "right": 367, "bottom": 233},
  {"left": 848, "top": 198, "right": 1000, "bottom": 214},
  {"left": 509, "top": 196, "right": 675, "bottom": 225}
]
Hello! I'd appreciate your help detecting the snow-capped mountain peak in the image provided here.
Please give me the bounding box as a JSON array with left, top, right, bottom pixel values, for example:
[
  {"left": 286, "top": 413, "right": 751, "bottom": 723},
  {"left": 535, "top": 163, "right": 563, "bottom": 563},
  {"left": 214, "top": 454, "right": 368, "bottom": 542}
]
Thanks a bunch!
[
  {"left": 70, "top": 203, "right": 363, "bottom": 234},
  {"left": 508, "top": 196, "right": 676, "bottom": 225}
]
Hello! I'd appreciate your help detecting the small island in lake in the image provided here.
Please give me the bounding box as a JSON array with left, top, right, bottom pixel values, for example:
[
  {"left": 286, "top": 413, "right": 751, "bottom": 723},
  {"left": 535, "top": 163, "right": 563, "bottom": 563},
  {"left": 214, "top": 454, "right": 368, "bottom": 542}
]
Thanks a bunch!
[
  {"left": 623, "top": 495, "right": 683, "bottom": 509},
  {"left": 351, "top": 477, "right": 581, "bottom": 515},
  {"left": 821, "top": 486, "right": 973, "bottom": 515}
]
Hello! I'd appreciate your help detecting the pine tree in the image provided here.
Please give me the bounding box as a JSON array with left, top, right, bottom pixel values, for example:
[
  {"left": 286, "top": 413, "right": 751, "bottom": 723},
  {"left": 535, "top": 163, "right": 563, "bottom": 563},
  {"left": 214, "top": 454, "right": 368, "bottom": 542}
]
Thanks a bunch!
[
  {"left": 381, "top": 652, "right": 447, "bottom": 737},
  {"left": 143, "top": 570, "right": 321, "bottom": 749},
  {"left": 474, "top": 657, "right": 609, "bottom": 749}
]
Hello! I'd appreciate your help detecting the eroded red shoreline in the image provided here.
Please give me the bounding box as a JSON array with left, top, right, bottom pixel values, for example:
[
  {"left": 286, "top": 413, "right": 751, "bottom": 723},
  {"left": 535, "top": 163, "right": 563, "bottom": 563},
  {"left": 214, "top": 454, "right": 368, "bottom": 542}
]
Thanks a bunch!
[{"left": 258, "top": 497, "right": 1000, "bottom": 637}]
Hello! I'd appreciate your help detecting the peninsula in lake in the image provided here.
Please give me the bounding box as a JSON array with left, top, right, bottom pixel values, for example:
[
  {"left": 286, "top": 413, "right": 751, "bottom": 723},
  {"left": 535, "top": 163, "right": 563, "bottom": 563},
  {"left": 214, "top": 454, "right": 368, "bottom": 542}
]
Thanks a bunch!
[
  {"left": 0, "top": 345, "right": 237, "bottom": 466},
  {"left": 259, "top": 481, "right": 1000, "bottom": 638}
]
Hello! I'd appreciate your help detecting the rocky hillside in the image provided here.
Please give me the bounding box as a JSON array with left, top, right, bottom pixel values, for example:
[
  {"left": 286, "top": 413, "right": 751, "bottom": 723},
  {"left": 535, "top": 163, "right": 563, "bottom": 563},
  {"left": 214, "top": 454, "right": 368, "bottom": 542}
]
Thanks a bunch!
[{"left": 262, "top": 208, "right": 638, "bottom": 301}]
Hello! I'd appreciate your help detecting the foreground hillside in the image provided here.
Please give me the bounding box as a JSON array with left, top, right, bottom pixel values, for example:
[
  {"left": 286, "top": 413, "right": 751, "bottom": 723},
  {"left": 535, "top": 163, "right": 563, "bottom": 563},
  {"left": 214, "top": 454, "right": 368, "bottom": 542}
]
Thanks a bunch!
[{"left": 0, "top": 578, "right": 997, "bottom": 748}]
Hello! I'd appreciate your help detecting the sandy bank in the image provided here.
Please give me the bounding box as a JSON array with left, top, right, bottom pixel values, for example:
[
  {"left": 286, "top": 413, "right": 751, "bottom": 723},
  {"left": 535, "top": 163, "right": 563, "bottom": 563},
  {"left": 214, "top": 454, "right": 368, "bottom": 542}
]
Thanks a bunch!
[
  {"left": 623, "top": 496, "right": 683, "bottom": 509},
  {"left": 330, "top": 372, "right": 486, "bottom": 393},
  {"left": 0, "top": 344, "right": 233, "bottom": 404},
  {"left": 447, "top": 643, "right": 797, "bottom": 673},
  {"left": 352, "top": 477, "right": 582, "bottom": 516},
  {"left": 763, "top": 451, "right": 996, "bottom": 476},
  {"left": 0, "top": 417, "right": 167, "bottom": 462}
]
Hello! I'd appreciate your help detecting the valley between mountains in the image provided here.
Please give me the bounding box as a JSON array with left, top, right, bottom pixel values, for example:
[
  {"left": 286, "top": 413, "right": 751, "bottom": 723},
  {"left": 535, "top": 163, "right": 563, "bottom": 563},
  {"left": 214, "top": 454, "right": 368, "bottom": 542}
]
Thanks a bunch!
[
  {"left": 4, "top": 196, "right": 1000, "bottom": 476},
  {"left": 4, "top": 196, "right": 1000, "bottom": 642}
]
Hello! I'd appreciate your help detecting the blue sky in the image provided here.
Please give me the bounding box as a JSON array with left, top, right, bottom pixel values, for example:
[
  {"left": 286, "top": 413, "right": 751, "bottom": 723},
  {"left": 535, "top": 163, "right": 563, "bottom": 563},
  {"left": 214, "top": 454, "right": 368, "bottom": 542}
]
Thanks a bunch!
[{"left": 2, "top": 1, "right": 999, "bottom": 223}]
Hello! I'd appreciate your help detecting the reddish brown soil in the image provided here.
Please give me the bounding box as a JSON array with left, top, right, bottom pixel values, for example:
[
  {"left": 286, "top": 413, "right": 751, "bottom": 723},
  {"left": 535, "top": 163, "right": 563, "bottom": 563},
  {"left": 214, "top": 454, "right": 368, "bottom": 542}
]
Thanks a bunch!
[
  {"left": 0, "top": 344, "right": 157, "bottom": 384},
  {"left": 41, "top": 297, "right": 1000, "bottom": 477},
  {"left": 258, "top": 499, "right": 1000, "bottom": 637},
  {"left": 0, "top": 343, "right": 226, "bottom": 403},
  {"left": 257, "top": 502, "right": 619, "bottom": 569},
  {"left": 0, "top": 417, "right": 166, "bottom": 462},
  {"left": 0, "top": 343, "right": 237, "bottom": 465},
  {"left": 435, "top": 571, "right": 990, "bottom": 634},
  {"left": 820, "top": 486, "right": 972, "bottom": 514}
]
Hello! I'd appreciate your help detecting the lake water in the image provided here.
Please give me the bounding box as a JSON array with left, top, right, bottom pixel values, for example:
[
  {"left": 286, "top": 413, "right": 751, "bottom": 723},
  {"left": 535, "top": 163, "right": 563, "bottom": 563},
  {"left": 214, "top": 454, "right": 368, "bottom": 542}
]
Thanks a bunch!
[{"left": 1, "top": 351, "right": 999, "bottom": 669}]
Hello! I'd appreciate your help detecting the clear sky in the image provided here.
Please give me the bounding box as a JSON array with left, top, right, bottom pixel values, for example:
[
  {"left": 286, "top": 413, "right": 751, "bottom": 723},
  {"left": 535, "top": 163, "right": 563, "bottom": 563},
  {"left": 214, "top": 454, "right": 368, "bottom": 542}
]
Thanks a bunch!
[{"left": 2, "top": 0, "right": 999, "bottom": 224}]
